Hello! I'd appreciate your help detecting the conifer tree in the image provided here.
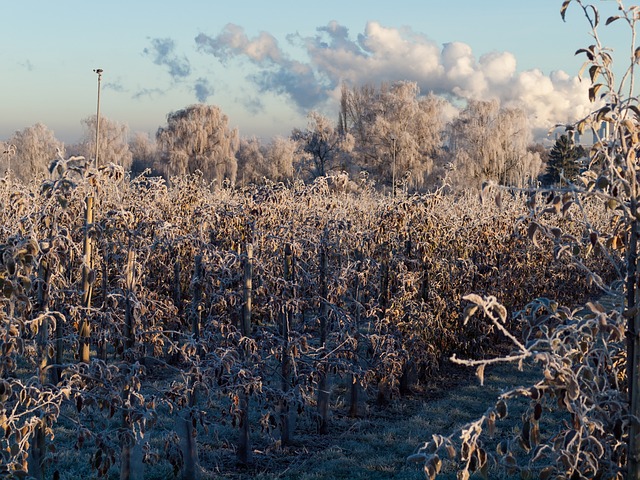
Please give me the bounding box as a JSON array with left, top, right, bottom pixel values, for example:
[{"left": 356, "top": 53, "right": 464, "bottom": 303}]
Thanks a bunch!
[{"left": 542, "top": 133, "right": 585, "bottom": 186}]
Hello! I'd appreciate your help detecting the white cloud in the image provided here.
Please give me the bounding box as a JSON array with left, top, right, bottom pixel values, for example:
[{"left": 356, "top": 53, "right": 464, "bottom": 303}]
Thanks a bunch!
[{"left": 195, "top": 21, "right": 593, "bottom": 138}]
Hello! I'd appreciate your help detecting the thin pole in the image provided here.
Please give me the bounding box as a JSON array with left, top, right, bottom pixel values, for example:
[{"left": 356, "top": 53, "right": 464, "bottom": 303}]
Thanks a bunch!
[
  {"left": 93, "top": 68, "right": 103, "bottom": 169},
  {"left": 392, "top": 136, "right": 396, "bottom": 198}
]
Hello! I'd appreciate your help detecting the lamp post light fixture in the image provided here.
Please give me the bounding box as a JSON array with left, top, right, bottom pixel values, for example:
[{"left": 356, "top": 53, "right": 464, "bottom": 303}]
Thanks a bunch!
[{"left": 93, "top": 68, "right": 103, "bottom": 169}]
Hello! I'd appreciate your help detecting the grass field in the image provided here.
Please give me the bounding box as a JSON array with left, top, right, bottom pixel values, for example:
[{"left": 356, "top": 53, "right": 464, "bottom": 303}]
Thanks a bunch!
[{"left": 44, "top": 358, "right": 541, "bottom": 479}]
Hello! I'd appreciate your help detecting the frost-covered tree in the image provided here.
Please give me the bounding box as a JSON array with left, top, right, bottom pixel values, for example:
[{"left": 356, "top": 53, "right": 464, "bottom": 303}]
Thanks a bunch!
[
  {"left": 236, "top": 136, "right": 296, "bottom": 186},
  {"left": 371, "top": 83, "right": 445, "bottom": 190},
  {"left": 79, "top": 115, "right": 133, "bottom": 171},
  {"left": 340, "top": 81, "right": 446, "bottom": 191},
  {"left": 339, "top": 82, "right": 377, "bottom": 146},
  {"left": 292, "top": 112, "right": 353, "bottom": 179},
  {"left": 266, "top": 136, "right": 296, "bottom": 181},
  {"left": 448, "top": 100, "right": 542, "bottom": 189},
  {"left": 129, "top": 131, "right": 158, "bottom": 177},
  {"left": 236, "top": 136, "right": 264, "bottom": 186},
  {"left": 156, "top": 104, "right": 239, "bottom": 185},
  {"left": 541, "top": 133, "right": 586, "bottom": 186},
  {"left": 8, "top": 123, "right": 64, "bottom": 181}
]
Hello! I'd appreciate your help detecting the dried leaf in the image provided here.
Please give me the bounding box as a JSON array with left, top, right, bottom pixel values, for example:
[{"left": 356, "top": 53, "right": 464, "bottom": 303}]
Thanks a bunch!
[
  {"left": 561, "top": 0, "right": 572, "bottom": 21},
  {"left": 567, "top": 377, "right": 580, "bottom": 401},
  {"left": 487, "top": 411, "right": 496, "bottom": 437},
  {"left": 496, "top": 400, "right": 508, "bottom": 419},
  {"left": 606, "top": 15, "right": 621, "bottom": 25},
  {"left": 589, "top": 83, "right": 602, "bottom": 102},
  {"left": 446, "top": 444, "right": 457, "bottom": 460},
  {"left": 463, "top": 294, "right": 485, "bottom": 307},
  {"left": 476, "top": 364, "right": 485, "bottom": 386},
  {"left": 495, "top": 304, "right": 508, "bottom": 323},
  {"left": 534, "top": 402, "right": 543, "bottom": 421},
  {"left": 521, "top": 419, "right": 531, "bottom": 451},
  {"left": 531, "top": 421, "right": 540, "bottom": 446},
  {"left": 463, "top": 304, "right": 479, "bottom": 325},
  {"left": 540, "top": 466, "right": 555, "bottom": 480},
  {"left": 407, "top": 453, "right": 427, "bottom": 463},
  {"left": 496, "top": 439, "right": 508, "bottom": 456}
]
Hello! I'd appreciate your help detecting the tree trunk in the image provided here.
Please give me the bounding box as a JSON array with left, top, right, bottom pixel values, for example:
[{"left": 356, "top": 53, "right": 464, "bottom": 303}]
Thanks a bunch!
[
  {"left": 31, "top": 248, "right": 52, "bottom": 479},
  {"left": 237, "top": 243, "right": 253, "bottom": 465},
  {"left": 29, "top": 422, "right": 46, "bottom": 480},
  {"left": 167, "top": 259, "right": 182, "bottom": 364},
  {"left": 280, "top": 305, "right": 292, "bottom": 446},
  {"left": 241, "top": 244, "right": 253, "bottom": 338},
  {"left": 178, "top": 385, "right": 199, "bottom": 480},
  {"left": 123, "top": 248, "right": 136, "bottom": 354},
  {"left": 280, "top": 244, "right": 294, "bottom": 445},
  {"left": 191, "top": 255, "right": 203, "bottom": 342},
  {"left": 120, "top": 394, "right": 144, "bottom": 480},
  {"left": 317, "top": 246, "right": 330, "bottom": 434},
  {"left": 178, "top": 255, "right": 203, "bottom": 479},
  {"left": 349, "top": 254, "right": 363, "bottom": 418},
  {"left": 79, "top": 195, "right": 94, "bottom": 364}
]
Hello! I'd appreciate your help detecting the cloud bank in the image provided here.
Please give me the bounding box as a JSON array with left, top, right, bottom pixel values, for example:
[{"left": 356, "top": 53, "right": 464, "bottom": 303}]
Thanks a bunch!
[{"left": 195, "top": 21, "right": 592, "bottom": 137}]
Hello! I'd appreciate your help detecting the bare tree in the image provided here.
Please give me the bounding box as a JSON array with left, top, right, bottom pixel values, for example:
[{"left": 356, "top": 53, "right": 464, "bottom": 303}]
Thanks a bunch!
[
  {"left": 448, "top": 100, "right": 542, "bottom": 189},
  {"left": 156, "top": 104, "right": 239, "bottom": 185},
  {"left": 79, "top": 115, "right": 133, "bottom": 171},
  {"left": 8, "top": 123, "right": 64, "bottom": 181},
  {"left": 339, "top": 82, "right": 377, "bottom": 146},
  {"left": 292, "top": 112, "right": 353, "bottom": 179}
]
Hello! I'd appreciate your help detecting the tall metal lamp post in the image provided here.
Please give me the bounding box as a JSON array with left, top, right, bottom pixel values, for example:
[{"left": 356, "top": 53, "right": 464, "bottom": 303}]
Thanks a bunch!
[
  {"left": 93, "top": 68, "right": 103, "bottom": 169},
  {"left": 79, "top": 69, "right": 102, "bottom": 363}
]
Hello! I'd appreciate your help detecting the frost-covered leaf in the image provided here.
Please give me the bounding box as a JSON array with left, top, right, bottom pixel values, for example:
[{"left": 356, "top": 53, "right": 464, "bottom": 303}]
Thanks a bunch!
[
  {"left": 463, "top": 293, "right": 485, "bottom": 307},
  {"left": 476, "top": 364, "right": 485, "bottom": 386},
  {"left": 561, "top": 0, "right": 572, "bottom": 21}
]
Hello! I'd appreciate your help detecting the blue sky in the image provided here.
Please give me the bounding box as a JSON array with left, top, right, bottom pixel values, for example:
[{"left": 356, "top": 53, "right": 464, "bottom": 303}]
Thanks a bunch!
[{"left": 0, "top": 1, "right": 631, "bottom": 144}]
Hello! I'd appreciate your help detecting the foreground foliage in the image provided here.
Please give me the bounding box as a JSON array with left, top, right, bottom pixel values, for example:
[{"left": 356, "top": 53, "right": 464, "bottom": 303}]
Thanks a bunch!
[
  {"left": 0, "top": 159, "right": 614, "bottom": 478},
  {"left": 414, "top": 1, "right": 640, "bottom": 479}
]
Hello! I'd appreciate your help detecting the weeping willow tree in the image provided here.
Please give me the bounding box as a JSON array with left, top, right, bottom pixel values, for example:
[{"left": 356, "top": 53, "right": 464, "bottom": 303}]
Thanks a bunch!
[
  {"left": 8, "top": 123, "right": 64, "bottom": 181},
  {"left": 235, "top": 136, "right": 296, "bottom": 186},
  {"left": 156, "top": 104, "right": 239, "bottom": 185},
  {"left": 340, "top": 81, "right": 446, "bottom": 190},
  {"left": 448, "top": 99, "right": 543, "bottom": 189},
  {"left": 79, "top": 115, "right": 133, "bottom": 171}
]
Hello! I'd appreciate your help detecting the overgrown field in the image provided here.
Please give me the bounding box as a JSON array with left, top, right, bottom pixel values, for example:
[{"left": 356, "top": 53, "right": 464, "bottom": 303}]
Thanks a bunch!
[{"left": 0, "top": 165, "right": 619, "bottom": 479}]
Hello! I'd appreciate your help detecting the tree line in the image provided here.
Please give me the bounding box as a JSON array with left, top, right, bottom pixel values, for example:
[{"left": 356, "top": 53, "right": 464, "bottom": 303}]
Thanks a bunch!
[{"left": 1, "top": 80, "right": 586, "bottom": 191}]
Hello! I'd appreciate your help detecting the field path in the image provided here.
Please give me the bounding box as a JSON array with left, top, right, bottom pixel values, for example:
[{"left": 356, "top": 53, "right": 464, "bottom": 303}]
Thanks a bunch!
[{"left": 225, "top": 360, "right": 543, "bottom": 480}]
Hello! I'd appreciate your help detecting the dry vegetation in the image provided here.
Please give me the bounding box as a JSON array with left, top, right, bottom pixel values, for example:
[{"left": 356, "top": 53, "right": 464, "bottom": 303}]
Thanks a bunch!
[
  {"left": 0, "top": 159, "right": 618, "bottom": 479},
  {"left": 4, "top": 2, "right": 640, "bottom": 478}
]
